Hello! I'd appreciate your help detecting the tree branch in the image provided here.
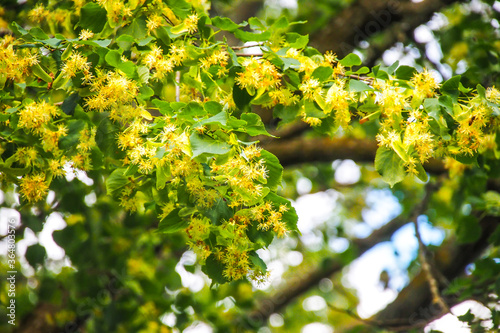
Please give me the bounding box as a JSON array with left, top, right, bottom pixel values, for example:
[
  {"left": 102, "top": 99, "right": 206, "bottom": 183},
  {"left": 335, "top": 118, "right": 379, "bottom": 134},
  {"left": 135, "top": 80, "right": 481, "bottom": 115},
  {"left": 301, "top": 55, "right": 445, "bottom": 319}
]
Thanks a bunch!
[
  {"left": 261, "top": 136, "right": 445, "bottom": 174},
  {"left": 413, "top": 213, "right": 450, "bottom": 313},
  {"left": 310, "top": 0, "right": 464, "bottom": 58},
  {"left": 372, "top": 214, "right": 499, "bottom": 328}
]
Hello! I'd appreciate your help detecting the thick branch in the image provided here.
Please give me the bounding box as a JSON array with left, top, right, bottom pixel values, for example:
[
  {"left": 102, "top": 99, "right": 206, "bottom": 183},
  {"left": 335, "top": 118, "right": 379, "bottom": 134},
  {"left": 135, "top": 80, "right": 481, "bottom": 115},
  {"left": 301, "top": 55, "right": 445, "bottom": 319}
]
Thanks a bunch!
[
  {"left": 310, "top": 0, "right": 463, "bottom": 57},
  {"left": 262, "top": 136, "right": 445, "bottom": 174},
  {"left": 240, "top": 183, "right": 437, "bottom": 328}
]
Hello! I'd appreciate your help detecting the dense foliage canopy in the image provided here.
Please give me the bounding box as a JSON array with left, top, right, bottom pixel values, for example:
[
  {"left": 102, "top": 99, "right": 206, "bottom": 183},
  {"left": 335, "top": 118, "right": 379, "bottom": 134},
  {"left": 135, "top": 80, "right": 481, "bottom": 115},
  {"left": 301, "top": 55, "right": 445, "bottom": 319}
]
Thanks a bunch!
[{"left": 0, "top": 0, "right": 499, "bottom": 332}]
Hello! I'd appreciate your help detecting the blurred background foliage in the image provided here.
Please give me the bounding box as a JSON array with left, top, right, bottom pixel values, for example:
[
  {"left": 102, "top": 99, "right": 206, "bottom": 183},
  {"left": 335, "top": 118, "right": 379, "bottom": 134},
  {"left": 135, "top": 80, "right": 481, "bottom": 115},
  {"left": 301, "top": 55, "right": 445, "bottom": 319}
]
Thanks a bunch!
[{"left": 1, "top": 0, "right": 500, "bottom": 332}]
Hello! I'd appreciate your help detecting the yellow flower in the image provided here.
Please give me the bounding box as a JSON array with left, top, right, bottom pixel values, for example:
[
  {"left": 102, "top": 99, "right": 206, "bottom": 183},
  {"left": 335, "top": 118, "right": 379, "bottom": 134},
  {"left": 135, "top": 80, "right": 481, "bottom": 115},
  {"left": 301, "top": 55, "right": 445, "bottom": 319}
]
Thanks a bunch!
[
  {"left": 486, "top": 86, "right": 500, "bottom": 103},
  {"left": 146, "top": 14, "right": 163, "bottom": 32},
  {"left": 235, "top": 58, "right": 281, "bottom": 90},
  {"left": 299, "top": 78, "right": 321, "bottom": 100},
  {"left": 411, "top": 69, "right": 439, "bottom": 99},
  {"left": 184, "top": 13, "right": 199, "bottom": 33},
  {"left": 62, "top": 53, "right": 91, "bottom": 79},
  {"left": 18, "top": 101, "right": 60, "bottom": 134},
  {"left": 48, "top": 159, "right": 66, "bottom": 178},
  {"left": 86, "top": 71, "right": 138, "bottom": 111},
  {"left": 14, "top": 147, "right": 38, "bottom": 166},
  {"left": 78, "top": 29, "right": 94, "bottom": 41},
  {"left": 28, "top": 4, "right": 49, "bottom": 23},
  {"left": 20, "top": 173, "right": 49, "bottom": 203}
]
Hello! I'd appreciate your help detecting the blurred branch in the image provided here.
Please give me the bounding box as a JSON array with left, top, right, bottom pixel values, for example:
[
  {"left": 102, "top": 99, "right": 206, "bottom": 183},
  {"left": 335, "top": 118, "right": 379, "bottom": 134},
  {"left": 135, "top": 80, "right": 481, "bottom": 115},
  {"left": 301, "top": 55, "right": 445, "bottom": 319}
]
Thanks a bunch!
[
  {"left": 261, "top": 136, "right": 445, "bottom": 174},
  {"left": 362, "top": 0, "right": 461, "bottom": 67},
  {"left": 372, "top": 214, "right": 499, "bottom": 327},
  {"left": 413, "top": 210, "right": 451, "bottom": 313},
  {"left": 310, "top": 0, "right": 463, "bottom": 59},
  {"left": 240, "top": 182, "right": 438, "bottom": 328}
]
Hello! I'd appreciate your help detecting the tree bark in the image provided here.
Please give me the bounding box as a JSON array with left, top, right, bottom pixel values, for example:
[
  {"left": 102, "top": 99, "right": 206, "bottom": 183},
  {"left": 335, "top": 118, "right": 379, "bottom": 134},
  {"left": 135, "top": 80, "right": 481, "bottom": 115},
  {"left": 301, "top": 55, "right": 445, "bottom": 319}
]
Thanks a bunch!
[{"left": 262, "top": 136, "right": 445, "bottom": 174}]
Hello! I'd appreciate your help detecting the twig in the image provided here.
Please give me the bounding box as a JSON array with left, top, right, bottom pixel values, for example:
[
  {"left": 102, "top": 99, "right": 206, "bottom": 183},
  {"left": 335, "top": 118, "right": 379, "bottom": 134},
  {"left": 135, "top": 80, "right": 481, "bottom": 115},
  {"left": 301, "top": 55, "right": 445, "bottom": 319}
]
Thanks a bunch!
[
  {"left": 0, "top": 224, "right": 26, "bottom": 240},
  {"left": 175, "top": 71, "right": 180, "bottom": 102},
  {"left": 229, "top": 44, "right": 263, "bottom": 50},
  {"left": 413, "top": 183, "right": 450, "bottom": 313},
  {"left": 234, "top": 52, "right": 263, "bottom": 57}
]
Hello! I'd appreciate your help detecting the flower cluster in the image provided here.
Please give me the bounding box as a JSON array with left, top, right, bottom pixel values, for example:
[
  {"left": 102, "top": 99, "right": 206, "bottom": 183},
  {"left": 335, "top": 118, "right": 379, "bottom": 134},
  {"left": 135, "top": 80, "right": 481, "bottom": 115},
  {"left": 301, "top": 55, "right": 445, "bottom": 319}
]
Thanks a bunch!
[
  {"left": 62, "top": 53, "right": 92, "bottom": 82},
  {"left": 86, "top": 71, "right": 138, "bottom": 111},
  {"left": 20, "top": 173, "right": 49, "bottom": 203},
  {"left": 143, "top": 44, "right": 186, "bottom": 80},
  {"left": 18, "top": 101, "right": 60, "bottom": 134},
  {"left": 236, "top": 57, "right": 282, "bottom": 91},
  {"left": 0, "top": 36, "right": 39, "bottom": 82}
]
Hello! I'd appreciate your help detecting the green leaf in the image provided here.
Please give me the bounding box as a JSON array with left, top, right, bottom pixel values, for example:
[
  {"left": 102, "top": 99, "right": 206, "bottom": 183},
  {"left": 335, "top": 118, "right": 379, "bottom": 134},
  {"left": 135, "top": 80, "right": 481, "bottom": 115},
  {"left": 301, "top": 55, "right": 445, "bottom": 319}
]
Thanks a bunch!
[
  {"left": 415, "top": 163, "right": 428, "bottom": 183},
  {"left": 106, "top": 168, "right": 128, "bottom": 199},
  {"left": 282, "top": 57, "right": 301, "bottom": 70},
  {"left": 395, "top": 65, "right": 417, "bottom": 80},
  {"left": 105, "top": 50, "right": 136, "bottom": 78},
  {"left": 349, "top": 79, "right": 373, "bottom": 92},
  {"left": 234, "top": 29, "right": 271, "bottom": 42},
  {"left": 248, "top": 17, "right": 266, "bottom": 30},
  {"left": 211, "top": 17, "right": 246, "bottom": 31},
  {"left": 272, "top": 16, "right": 289, "bottom": 29},
  {"left": 190, "top": 133, "right": 231, "bottom": 158},
  {"left": 137, "top": 66, "right": 150, "bottom": 84},
  {"left": 157, "top": 208, "right": 189, "bottom": 233},
  {"left": 391, "top": 140, "right": 409, "bottom": 163},
  {"left": 123, "top": 17, "right": 148, "bottom": 40},
  {"left": 78, "top": 3, "right": 107, "bottom": 33},
  {"left": 273, "top": 103, "right": 301, "bottom": 125},
  {"left": 202, "top": 255, "right": 229, "bottom": 284},
  {"left": 29, "top": 27, "right": 48, "bottom": 40},
  {"left": 375, "top": 146, "right": 406, "bottom": 187},
  {"left": 456, "top": 215, "right": 481, "bottom": 244},
  {"left": 285, "top": 33, "right": 309, "bottom": 49},
  {"left": 165, "top": 0, "right": 191, "bottom": 19},
  {"left": 441, "top": 75, "right": 461, "bottom": 102},
  {"left": 387, "top": 60, "right": 399, "bottom": 75},
  {"left": 311, "top": 66, "right": 333, "bottom": 82},
  {"left": 31, "top": 63, "right": 52, "bottom": 83},
  {"left": 9, "top": 22, "right": 28, "bottom": 36},
  {"left": 74, "top": 39, "right": 112, "bottom": 48},
  {"left": 353, "top": 66, "right": 370, "bottom": 75},
  {"left": 95, "top": 117, "right": 121, "bottom": 157},
  {"left": 340, "top": 53, "right": 362, "bottom": 67},
  {"left": 303, "top": 100, "right": 325, "bottom": 118},
  {"left": 241, "top": 113, "right": 271, "bottom": 136},
  {"left": 249, "top": 252, "right": 267, "bottom": 271},
  {"left": 116, "top": 34, "right": 135, "bottom": 50},
  {"left": 233, "top": 83, "right": 253, "bottom": 109},
  {"left": 59, "top": 119, "right": 86, "bottom": 150},
  {"left": 195, "top": 111, "right": 228, "bottom": 127},
  {"left": 139, "top": 86, "right": 154, "bottom": 100},
  {"left": 61, "top": 93, "right": 80, "bottom": 115},
  {"left": 370, "top": 65, "right": 390, "bottom": 80},
  {"left": 204, "top": 101, "right": 223, "bottom": 115},
  {"left": 477, "top": 84, "right": 486, "bottom": 99},
  {"left": 260, "top": 150, "right": 283, "bottom": 191},
  {"left": 205, "top": 198, "right": 233, "bottom": 225},
  {"left": 457, "top": 309, "right": 475, "bottom": 323},
  {"left": 25, "top": 244, "right": 46, "bottom": 268},
  {"left": 156, "top": 165, "right": 170, "bottom": 190}
]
